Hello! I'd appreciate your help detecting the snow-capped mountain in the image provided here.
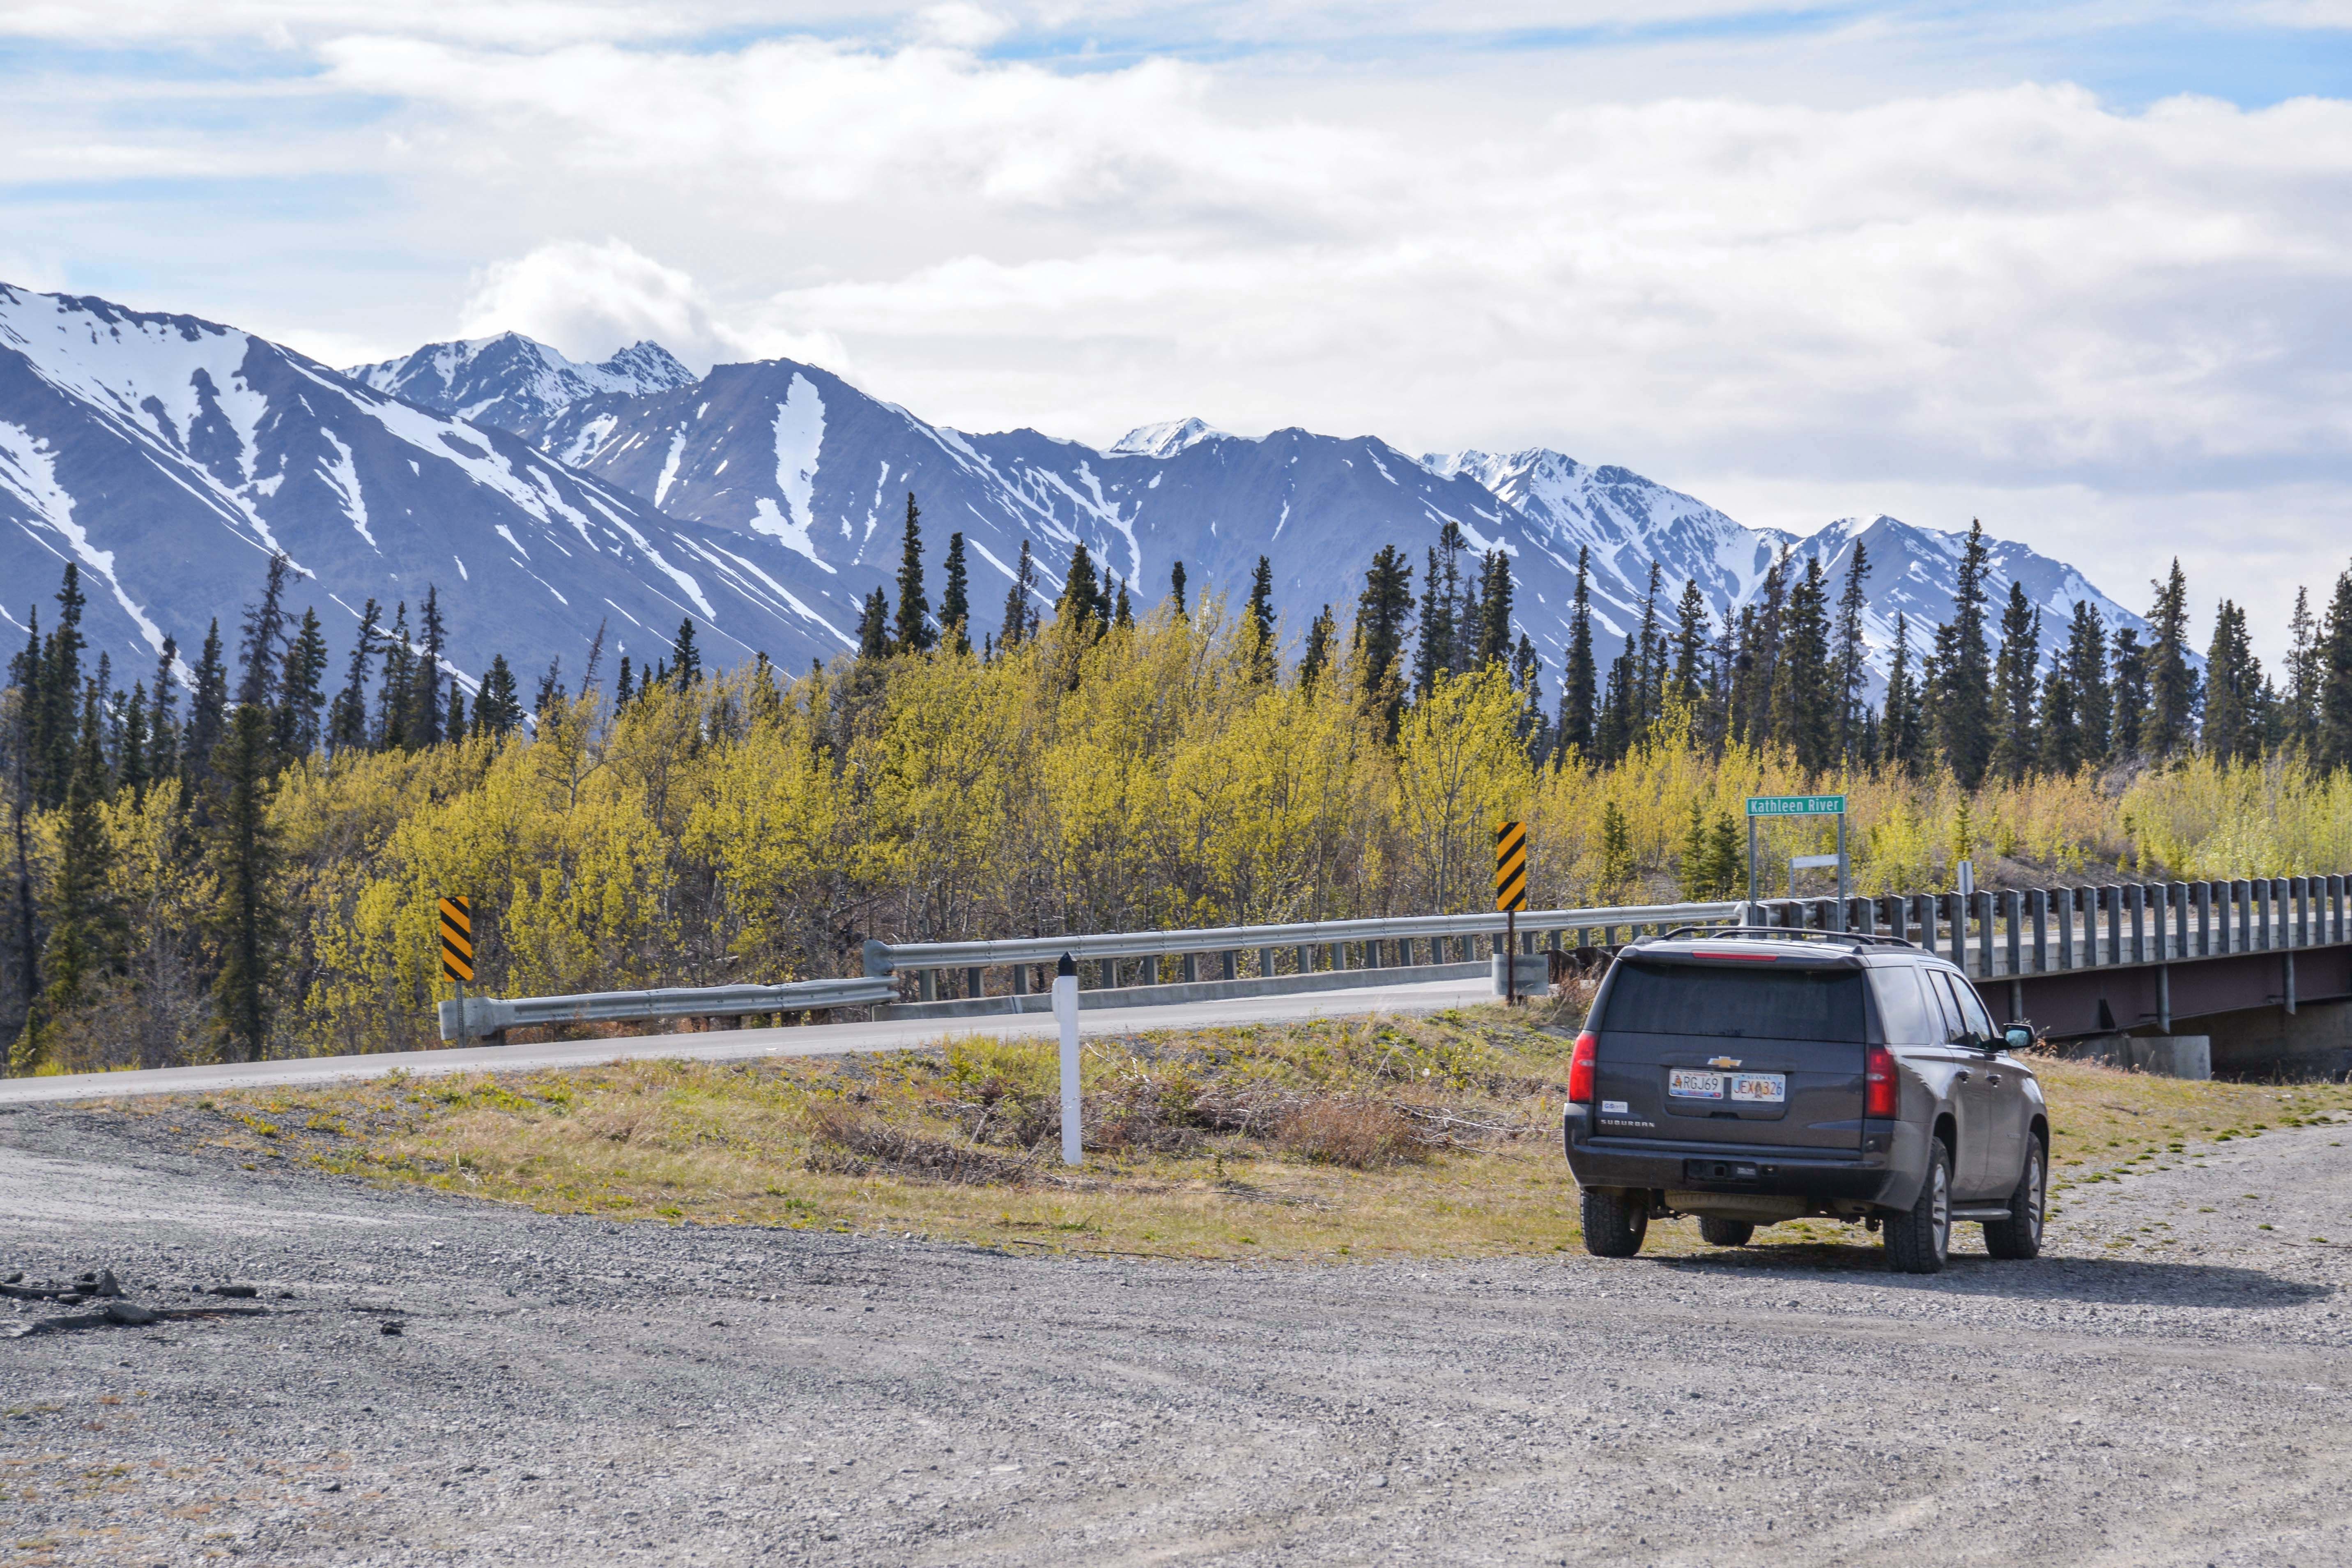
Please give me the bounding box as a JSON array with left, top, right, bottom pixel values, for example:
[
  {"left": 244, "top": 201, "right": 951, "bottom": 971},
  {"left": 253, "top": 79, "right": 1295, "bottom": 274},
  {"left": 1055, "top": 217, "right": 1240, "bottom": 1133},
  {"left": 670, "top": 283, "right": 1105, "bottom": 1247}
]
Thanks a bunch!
[
  {"left": 346, "top": 333, "right": 694, "bottom": 446},
  {"left": 508, "top": 361, "right": 1620, "bottom": 674},
  {"left": 0, "top": 274, "right": 2125, "bottom": 708},
  {"left": 0, "top": 285, "right": 848, "bottom": 690}
]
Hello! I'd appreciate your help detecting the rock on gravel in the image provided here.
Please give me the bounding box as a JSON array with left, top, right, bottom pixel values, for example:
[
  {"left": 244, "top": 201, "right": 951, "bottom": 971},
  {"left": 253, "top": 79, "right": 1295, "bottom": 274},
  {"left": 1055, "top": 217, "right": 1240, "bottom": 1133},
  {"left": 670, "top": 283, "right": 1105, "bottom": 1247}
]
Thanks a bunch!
[{"left": 4, "top": 1103, "right": 2351, "bottom": 1566}]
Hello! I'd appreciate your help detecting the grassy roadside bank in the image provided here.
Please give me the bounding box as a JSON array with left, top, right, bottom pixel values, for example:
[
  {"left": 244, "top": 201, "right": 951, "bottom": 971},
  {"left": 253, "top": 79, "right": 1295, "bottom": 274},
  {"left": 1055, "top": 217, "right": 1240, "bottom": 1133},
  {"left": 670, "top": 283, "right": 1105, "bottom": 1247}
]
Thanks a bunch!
[{"left": 83, "top": 1004, "right": 2352, "bottom": 1262}]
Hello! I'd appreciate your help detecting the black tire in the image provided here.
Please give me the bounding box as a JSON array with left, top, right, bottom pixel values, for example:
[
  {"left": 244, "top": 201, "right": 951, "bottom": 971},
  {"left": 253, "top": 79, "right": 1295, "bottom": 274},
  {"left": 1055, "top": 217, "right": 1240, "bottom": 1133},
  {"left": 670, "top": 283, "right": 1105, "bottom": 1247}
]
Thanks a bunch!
[
  {"left": 1885, "top": 1141, "right": 1952, "bottom": 1275},
  {"left": 1581, "top": 1187, "right": 1649, "bottom": 1258},
  {"left": 1982, "top": 1135, "right": 2047, "bottom": 1260},
  {"left": 1698, "top": 1217, "right": 1755, "bottom": 1248}
]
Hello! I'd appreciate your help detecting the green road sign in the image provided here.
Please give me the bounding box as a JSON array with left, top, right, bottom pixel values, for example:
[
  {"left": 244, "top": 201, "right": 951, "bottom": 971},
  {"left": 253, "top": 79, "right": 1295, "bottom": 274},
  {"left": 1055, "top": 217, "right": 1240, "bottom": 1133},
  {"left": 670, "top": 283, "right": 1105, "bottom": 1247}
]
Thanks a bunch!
[{"left": 1745, "top": 794, "right": 1847, "bottom": 817}]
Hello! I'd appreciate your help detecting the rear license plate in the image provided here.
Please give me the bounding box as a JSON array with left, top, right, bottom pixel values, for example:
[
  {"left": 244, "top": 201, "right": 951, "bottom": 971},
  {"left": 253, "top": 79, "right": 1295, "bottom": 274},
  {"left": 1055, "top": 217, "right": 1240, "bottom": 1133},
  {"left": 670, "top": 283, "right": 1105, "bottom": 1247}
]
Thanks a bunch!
[
  {"left": 1668, "top": 1069, "right": 1724, "bottom": 1099},
  {"left": 1730, "top": 1073, "right": 1787, "bottom": 1103}
]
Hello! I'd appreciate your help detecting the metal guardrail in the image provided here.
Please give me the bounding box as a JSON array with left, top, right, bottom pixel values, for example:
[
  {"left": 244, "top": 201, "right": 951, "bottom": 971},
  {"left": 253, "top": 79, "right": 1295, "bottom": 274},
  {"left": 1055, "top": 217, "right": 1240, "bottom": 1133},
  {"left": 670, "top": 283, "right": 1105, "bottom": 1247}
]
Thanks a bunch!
[
  {"left": 863, "top": 903, "right": 1741, "bottom": 975},
  {"left": 428, "top": 874, "right": 2352, "bottom": 1043},
  {"left": 861, "top": 901, "right": 1745, "bottom": 1005},
  {"left": 436, "top": 977, "right": 897, "bottom": 1042}
]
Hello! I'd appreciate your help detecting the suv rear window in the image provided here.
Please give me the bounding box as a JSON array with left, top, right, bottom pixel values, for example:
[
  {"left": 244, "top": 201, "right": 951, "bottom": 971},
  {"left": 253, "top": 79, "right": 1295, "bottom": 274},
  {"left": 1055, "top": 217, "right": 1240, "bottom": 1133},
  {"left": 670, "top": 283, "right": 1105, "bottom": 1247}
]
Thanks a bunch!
[{"left": 1601, "top": 960, "right": 1868, "bottom": 1042}]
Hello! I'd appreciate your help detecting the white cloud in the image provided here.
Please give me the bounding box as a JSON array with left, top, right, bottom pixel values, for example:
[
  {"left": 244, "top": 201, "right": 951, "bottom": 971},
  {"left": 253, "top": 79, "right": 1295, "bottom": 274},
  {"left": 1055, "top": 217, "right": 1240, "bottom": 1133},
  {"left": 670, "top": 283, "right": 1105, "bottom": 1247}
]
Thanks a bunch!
[{"left": 455, "top": 237, "right": 842, "bottom": 371}]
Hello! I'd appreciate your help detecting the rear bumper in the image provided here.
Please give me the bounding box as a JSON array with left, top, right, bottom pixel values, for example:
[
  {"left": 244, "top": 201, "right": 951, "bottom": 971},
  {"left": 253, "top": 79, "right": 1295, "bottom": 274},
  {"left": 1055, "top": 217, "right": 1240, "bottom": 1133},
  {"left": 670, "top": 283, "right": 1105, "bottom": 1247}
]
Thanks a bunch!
[{"left": 1563, "top": 1106, "right": 1918, "bottom": 1214}]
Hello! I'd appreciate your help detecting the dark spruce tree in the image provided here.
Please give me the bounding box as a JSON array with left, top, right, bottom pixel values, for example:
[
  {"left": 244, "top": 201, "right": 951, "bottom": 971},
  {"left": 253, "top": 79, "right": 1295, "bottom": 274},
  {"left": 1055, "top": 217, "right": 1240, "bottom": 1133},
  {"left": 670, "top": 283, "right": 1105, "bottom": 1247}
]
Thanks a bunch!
[
  {"left": 146, "top": 636, "right": 179, "bottom": 784},
  {"left": 893, "top": 493, "right": 933, "bottom": 653},
  {"left": 939, "top": 532, "right": 971, "bottom": 655},
  {"left": 408, "top": 586, "right": 448, "bottom": 747},
  {"left": 274, "top": 609, "right": 330, "bottom": 761},
  {"left": 1353, "top": 545, "right": 1414, "bottom": 733},
  {"left": 856, "top": 589, "right": 892, "bottom": 661},
  {"left": 474, "top": 654, "right": 524, "bottom": 737},
  {"left": 2058, "top": 599, "right": 2111, "bottom": 766},
  {"left": 2144, "top": 559, "right": 2197, "bottom": 759},
  {"left": 1878, "top": 614, "right": 1924, "bottom": 775},
  {"left": 374, "top": 602, "right": 414, "bottom": 747},
  {"left": 42, "top": 687, "right": 122, "bottom": 1025},
  {"left": 2202, "top": 599, "right": 2263, "bottom": 764},
  {"left": 1558, "top": 546, "right": 1596, "bottom": 758},
  {"left": 2320, "top": 568, "right": 2352, "bottom": 772},
  {"left": 1832, "top": 540, "right": 1872, "bottom": 763},
  {"left": 184, "top": 620, "right": 228, "bottom": 789},
  {"left": 235, "top": 553, "right": 291, "bottom": 712},
  {"left": 2285, "top": 586, "right": 2321, "bottom": 754},
  {"left": 2110, "top": 626, "right": 2150, "bottom": 761},
  {"left": 1669, "top": 577, "right": 1711, "bottom": 713},
  {"left": 1297, "top": 605, "right": 1335, "bottom": 694},
  {"left": 1987, "top": 581, "right": 2041, "bottom": 783},
  {"left": 1113, "top": 577, "right": 1134, "bottom": 630},
  {"left": 1169, "top": 560, "right": 1187, "bottom": 620},
  {"left": 1411, "top": 543, "right": 1455, "bottom": 699},
  {"left": 2038, "top": 660, "right": 2083, "bottom": 776},
  {"left": 326, "top": 599, "right": 380, "bottom": 754},
  {"left": 999, "top": 540, "right": 1040, "bottom": 647},
  {"left": 1244, "top": 557, "right": 1277, "bottom": 682},
  {"left": 669, "top": 618, "right": 702, "bottom": 687},
  {"left": 1925, "top": 520, "right": 1995, "bottom": 788},
  {"left": 1770, "top": 557, "right": 1835, "bottom": 772},
  {"left": 206, "top": 703, "right": 282, "bottom": 1064},
  {"left": 1055, "top": 543, "right": 1107, "bottom": 637},
  {"left": 1474, "top": 550, "right": 1516, "bottom": 669}
]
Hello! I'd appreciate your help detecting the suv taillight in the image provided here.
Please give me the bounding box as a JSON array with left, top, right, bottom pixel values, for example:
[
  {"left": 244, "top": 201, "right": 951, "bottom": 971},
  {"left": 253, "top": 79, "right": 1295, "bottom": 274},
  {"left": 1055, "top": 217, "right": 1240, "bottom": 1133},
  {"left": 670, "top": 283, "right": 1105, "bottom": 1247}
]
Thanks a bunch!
[
  {"left": 1568, "top": 1031, "right": 1598, "bottom": 1104},
  {"left": 1865, "top": 1044, "right": 1898, "bottom": 1117}
]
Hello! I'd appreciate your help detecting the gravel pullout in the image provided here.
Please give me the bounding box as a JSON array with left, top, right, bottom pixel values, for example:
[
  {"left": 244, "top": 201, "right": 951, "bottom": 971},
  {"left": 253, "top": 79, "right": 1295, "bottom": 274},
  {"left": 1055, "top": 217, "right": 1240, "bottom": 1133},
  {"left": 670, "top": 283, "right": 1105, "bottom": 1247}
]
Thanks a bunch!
[{"left": 5, "top": 1103, "right": 2348, "bottom": 1566}]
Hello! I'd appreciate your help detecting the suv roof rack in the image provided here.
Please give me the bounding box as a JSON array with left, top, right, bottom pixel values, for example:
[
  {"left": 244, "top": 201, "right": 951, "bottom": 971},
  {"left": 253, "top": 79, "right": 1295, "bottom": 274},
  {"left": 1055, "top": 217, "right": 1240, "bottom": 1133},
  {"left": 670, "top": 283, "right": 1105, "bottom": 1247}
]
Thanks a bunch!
[{"left": 1650, "top": 925, "right": 1918, "bottom": 950}]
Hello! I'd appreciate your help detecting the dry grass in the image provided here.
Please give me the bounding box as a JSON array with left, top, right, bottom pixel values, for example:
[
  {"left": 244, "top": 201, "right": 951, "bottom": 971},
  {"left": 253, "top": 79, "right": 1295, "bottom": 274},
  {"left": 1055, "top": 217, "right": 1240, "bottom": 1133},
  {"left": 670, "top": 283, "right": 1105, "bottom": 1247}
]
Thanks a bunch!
[{"left": 82, "top": 1002, "right": 2352, "bottom": 1263}]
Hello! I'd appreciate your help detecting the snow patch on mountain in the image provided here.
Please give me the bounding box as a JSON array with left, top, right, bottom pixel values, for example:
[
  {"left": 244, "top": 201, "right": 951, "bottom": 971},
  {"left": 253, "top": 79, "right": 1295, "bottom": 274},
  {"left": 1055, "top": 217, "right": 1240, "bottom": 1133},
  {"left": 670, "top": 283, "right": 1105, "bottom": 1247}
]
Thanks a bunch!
[{"left": 765, "top": 373, "right": 825, "bottom": 557}]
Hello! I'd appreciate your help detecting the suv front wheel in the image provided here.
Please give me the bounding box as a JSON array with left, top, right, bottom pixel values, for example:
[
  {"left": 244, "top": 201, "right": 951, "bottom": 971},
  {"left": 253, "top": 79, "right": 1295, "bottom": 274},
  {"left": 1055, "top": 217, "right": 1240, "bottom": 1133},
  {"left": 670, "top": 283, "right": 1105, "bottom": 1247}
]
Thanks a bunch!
[
  {"left": 1983, "top": 1136, "right": 2046, "bottom": 1260},
  {"left": 1581, "top": 1187, "right": 1648, "bottom": 1258},
  {"left": 1885, "top": 1142, "right": 1952, "bottom": 1274}
]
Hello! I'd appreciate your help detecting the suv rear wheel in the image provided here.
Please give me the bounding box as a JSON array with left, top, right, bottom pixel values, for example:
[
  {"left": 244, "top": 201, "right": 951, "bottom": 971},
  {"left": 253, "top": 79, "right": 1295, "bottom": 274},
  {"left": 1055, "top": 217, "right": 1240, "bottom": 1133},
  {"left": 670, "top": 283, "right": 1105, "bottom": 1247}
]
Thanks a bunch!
[
  {"left": 1581, "top": 1187, "right": 1648, "bottom": 1258},
  {"left": 1698, "top": 1217, "right": 1755, "bottom": 1247},
  {"left": 1885, "top": 1142, "right": 1951, "bottom": 1274},
  {"left": 1982, "top": 1136, "right": 2046, "bottom": 1260}
]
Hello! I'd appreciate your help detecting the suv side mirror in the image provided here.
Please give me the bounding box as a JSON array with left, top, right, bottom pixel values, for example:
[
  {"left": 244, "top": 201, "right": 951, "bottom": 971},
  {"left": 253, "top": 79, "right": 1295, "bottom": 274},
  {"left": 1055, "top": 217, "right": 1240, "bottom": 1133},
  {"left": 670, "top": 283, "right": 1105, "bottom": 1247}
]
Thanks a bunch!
[{"left": 2003, "top": 1023, "right": 2034, "bottom": 1052}]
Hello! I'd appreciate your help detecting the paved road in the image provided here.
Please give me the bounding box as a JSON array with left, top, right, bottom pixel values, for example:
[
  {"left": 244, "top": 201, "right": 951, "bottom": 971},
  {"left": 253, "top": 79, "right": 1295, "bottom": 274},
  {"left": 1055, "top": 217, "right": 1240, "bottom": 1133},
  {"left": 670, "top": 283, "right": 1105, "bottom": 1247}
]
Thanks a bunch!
[
  {"left": 0, "top": 977, "right": 1500, "bottom": 1107},
  {"left": 5, "top": 1102, "right": 2350, "bottom": 1565}
]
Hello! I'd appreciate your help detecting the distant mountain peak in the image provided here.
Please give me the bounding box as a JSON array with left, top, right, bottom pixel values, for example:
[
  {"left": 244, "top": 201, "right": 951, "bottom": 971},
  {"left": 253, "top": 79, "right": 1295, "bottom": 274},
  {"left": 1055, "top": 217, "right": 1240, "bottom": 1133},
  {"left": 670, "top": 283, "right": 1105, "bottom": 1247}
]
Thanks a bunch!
[
  {"left": 345, "top": 332, "right": 695, "bottom": 434},
  {"left": 1108, "top": 417, "right": 1230, "bottom": 458}
]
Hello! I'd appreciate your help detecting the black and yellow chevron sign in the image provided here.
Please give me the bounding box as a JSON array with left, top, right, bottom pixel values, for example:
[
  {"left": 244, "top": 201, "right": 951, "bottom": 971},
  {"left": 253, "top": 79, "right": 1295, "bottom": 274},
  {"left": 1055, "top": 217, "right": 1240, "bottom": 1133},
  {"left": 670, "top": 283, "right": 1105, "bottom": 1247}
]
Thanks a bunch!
[
  {"left": 439, "top": 895, "right": 474, "bottom": 984},
  {"left": 1494, "top": 821, "right": 1528, "bottom": 912}
]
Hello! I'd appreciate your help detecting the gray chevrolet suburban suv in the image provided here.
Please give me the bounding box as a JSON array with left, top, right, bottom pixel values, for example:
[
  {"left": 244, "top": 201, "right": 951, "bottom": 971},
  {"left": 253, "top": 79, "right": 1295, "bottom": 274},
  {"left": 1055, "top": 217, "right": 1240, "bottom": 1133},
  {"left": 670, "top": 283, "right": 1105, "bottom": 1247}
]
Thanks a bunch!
[{"left": 1562, "top": 928, "right": 2048, "bottom": 1274}]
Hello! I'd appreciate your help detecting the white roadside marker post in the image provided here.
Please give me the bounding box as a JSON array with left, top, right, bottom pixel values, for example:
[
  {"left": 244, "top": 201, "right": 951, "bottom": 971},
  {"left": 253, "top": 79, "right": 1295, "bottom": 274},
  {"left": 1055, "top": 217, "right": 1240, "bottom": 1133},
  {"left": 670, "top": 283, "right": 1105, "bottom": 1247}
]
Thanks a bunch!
[{"left": 1053, "top": 953, "right": 1081, "bottom": 1167}]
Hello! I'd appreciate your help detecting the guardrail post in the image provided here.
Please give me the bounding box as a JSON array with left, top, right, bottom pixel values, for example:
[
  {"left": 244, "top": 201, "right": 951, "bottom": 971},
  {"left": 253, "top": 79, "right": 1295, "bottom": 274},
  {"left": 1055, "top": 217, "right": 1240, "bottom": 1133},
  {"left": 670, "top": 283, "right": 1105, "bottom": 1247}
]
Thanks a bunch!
[
  {"left": 1012, "top": 963, "right": 1028, "bottom": 996},
  {"left": 1946, "top": 892, "right": 1965, "bottom": 971},
  {"left": 2253, "top": 879, "right": 2271, "bottom": 951},
  {"left": 2333, "top": 876, "right": 2346, "bottom": 944},
  {"left": 1975, "top": 890, "right": 1995, "bottom": 977},
  {"left": 2194, "top": 881, "right": 2211, "bottom": 956},
  {"left": 2028, "top": 888, "right": 2047, "bottom": 973},
  {"left": 2127, "top": 883, "right": 2145, "bottom": 966},
  {"left": 2292, "top": 876, "right": 2308, "bottom": 947},
  {"left": 1181, "top": 952, "right": 1200, "bottom": 984},
  {"left": 2003, "top": 890, "right": 2021, "bottom": 977},
  {"left": 2168, "top": 882, "right": 2187, "bottom": 961},
  {"left": 2055, "top": 886, "right": 2074, "bottom": 970},
  {"left": 2097, "top": 885, "right": 2117, "bottom": 966},
  {"left": 920, "top": 968, "right": 937, "bottom": 1003},
  {"left": 966, "top": 966, "right": 984, "bottom": 999}
]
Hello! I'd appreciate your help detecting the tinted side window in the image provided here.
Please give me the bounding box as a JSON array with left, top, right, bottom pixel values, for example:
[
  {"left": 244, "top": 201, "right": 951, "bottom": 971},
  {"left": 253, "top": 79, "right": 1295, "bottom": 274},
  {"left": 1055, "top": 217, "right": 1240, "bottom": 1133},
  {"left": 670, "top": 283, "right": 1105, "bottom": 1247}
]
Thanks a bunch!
[
  {"left": 1949, "top": 975, "right": 1997, "bottom": 1040},
  {"left": 1869, "top": 967, "right": 1935, "bottom": 1044},
  {"left": 1601, "top": 962, "right": 1867, "bottom": 1043},
  {"left": 1924, "top": 970, "right": 1966, "bottom": 1043}
]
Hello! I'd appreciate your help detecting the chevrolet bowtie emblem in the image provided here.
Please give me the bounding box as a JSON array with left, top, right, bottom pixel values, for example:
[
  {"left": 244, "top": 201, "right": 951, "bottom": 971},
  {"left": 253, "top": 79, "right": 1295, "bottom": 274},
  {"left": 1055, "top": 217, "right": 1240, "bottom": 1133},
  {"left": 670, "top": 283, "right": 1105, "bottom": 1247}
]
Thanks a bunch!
[{"left": 1708, "top": 1057, "right": 1741, "bottom": 1069}]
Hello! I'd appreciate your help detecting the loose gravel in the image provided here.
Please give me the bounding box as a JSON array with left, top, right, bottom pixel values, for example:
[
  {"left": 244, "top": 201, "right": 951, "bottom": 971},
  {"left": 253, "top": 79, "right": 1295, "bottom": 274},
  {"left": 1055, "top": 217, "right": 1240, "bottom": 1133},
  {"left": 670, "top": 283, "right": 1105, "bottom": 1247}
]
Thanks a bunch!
[{"left": 5, "top": 1101, "right": 2350, "bottom": 1566}]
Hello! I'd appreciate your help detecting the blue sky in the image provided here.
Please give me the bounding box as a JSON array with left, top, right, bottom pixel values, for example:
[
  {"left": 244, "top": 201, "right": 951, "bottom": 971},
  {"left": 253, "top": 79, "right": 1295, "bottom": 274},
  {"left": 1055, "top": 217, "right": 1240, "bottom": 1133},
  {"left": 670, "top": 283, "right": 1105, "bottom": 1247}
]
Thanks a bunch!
[{"left": 2, "top": 1, "right": 2349, "bottom": 651}]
